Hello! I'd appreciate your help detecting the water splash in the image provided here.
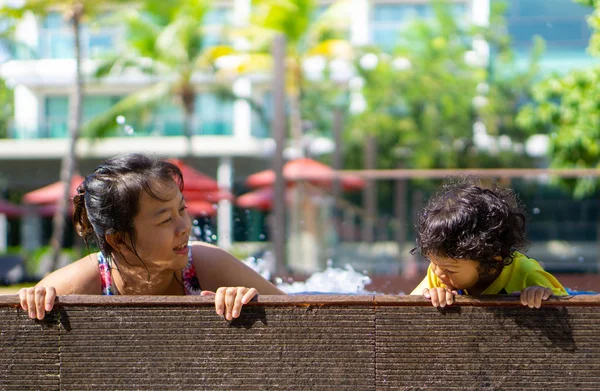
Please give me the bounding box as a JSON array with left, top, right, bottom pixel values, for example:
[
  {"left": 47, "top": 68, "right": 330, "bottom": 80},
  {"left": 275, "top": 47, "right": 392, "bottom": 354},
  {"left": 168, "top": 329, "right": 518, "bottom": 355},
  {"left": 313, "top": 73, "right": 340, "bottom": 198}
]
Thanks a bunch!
[{"left": 242, "top": 256, "right": 375, "bottom": 294}]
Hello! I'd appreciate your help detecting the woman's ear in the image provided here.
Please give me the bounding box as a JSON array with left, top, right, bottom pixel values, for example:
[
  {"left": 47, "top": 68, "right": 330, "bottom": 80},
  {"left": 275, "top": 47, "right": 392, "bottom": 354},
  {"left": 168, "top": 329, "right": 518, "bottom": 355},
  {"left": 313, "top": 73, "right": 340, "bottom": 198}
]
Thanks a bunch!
[{"left": 106, "top": 233, "right": 128, "bottom": 254}]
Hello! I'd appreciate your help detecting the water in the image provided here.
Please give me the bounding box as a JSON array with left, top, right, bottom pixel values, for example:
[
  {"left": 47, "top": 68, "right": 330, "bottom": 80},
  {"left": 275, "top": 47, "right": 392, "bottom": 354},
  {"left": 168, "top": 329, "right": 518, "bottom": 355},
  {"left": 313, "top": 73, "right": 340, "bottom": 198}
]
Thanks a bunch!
[
  {"left": 242, "top": 255, "right": 375, "bottom": 294},
  {"left": 190, "top": 216, "right": 375, "bottom": 293}
]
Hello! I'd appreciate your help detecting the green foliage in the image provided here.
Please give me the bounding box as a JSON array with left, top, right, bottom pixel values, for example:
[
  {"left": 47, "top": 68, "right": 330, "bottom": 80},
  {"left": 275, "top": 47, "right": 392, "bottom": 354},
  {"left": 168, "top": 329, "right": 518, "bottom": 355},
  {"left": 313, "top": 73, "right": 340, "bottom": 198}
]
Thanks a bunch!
[
  {"left": 517, "top": 68, "right": 600, "bottom": 197},
  {"left": 344, "top": 0, "right": 539, "bottom": 173},
  {"left": 86, "top": 0, "right": 220, "bottom": 138},
  {"left": 251, "top": 0, "right": 315, "bottom": 47},
  {"left": 242, "top": 0, "right": 353, "bottom": 140},
  {"left": 0, "top": 79, "right": 13, "bottom": 139},
  {"left": 517, "top": 0, "right": 599, "bottom": 198}
]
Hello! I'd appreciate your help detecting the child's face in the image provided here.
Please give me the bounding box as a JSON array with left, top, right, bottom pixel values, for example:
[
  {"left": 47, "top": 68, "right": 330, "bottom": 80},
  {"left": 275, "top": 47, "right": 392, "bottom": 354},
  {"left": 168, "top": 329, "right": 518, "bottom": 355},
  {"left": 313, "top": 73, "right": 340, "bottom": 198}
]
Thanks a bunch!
[{"left": 428, "top": 254, "right": 480, "bottom": 290}]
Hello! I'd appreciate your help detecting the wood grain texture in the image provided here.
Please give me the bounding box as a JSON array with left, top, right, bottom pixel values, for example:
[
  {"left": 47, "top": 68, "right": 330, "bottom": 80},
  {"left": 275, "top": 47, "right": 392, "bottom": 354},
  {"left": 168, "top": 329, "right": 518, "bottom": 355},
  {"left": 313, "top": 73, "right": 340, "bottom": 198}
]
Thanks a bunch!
[{"left": 0, "top": 295, "right": 599, "bottom": 390}]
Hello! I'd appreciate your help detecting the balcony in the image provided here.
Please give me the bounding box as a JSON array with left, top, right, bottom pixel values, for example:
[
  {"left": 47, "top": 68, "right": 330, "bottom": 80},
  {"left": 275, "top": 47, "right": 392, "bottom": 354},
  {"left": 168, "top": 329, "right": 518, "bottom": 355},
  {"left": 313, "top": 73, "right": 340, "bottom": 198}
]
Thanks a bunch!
[{"left": 8, "top": 116, "right": 235, "bottom": 140}]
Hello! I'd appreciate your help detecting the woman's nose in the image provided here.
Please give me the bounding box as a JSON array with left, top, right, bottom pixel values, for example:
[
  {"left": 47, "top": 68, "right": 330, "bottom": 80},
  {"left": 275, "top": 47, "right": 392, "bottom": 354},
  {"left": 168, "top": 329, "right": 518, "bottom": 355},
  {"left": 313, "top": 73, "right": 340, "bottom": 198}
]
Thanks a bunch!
[{"left": 176, "top": 217, "right": 190, "bottom": 235}]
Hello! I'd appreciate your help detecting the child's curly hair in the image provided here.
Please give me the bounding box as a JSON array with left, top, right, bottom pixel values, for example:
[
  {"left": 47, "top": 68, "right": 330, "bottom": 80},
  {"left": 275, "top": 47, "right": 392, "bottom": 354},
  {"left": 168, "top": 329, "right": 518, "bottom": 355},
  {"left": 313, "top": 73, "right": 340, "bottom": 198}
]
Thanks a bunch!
[{"left": 411, "top": 177, "right": 529, "bottom": 278}]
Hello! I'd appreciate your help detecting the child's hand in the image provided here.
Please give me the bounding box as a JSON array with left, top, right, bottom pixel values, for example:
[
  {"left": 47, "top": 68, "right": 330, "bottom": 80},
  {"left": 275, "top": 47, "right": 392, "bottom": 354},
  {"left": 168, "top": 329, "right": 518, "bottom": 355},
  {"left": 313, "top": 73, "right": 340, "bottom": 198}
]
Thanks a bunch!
[
  {"left": 422, "top": 287, "right": 457, "bottom": 307},
  {"left": 518, "top": 286, "right": 553, "bottom": 308},
  {"left": 201, "top": 287, "right": 258, "bottom": 320},
  {"left": 18, "top": 286, "right": 56, "bottom": 320}
]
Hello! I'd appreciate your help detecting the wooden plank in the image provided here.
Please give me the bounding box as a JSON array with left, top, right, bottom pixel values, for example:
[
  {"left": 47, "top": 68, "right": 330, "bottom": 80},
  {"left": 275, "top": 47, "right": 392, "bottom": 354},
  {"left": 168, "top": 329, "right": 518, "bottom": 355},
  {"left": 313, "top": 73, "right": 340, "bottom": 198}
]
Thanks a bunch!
[
  {"left": 0, "top": 307, "right": 60, "bottom": 390},
  {"left": 376, "top": 305, "right": 600, "bottom": 390},
  {"left": 0, "top": 295, "right": 599, "bottom": 390}
]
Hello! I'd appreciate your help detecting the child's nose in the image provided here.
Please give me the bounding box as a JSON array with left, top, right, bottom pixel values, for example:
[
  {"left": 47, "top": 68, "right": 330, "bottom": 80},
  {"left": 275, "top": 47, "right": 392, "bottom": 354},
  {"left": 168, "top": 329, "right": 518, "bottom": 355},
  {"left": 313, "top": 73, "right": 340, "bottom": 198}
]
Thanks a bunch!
[{"left": 434, "top": 267, "right": 446, "bottom": 279}]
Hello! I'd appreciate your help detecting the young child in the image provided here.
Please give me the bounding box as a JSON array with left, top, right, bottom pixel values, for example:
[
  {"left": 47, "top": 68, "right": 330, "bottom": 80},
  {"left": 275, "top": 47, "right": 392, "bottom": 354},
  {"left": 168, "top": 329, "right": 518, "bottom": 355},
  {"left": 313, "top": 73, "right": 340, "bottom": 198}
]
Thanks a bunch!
[
  {"left": 19, "top": 153, "right": 285, "bottom": 320},
  {"left": 410, "top": 177, "right": 567, "bottom": 308}
]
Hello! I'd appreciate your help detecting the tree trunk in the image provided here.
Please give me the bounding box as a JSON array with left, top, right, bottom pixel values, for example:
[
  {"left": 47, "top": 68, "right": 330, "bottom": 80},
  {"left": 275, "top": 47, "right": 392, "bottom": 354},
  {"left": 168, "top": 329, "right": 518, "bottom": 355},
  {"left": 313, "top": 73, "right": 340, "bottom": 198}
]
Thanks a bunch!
[
  {"left": 49, "top": 3, "right": 84, "bottom": 271},
  {"left": 394, "top": 162, "right": 407, "bottom": 250},
  {"left": 272, "top": 35, "right": 287, "bottom": 275},
  {"left": 362, "top": 135, "right": 377, "bottom": 243},
  {"left": 183, "top": 109, "right": 194, "bottom": 158},
  {"left": 331, "top": 108, "right": 344, "bottom": 257},
  {"left": 289, "top": 60, "right": 304, "bottom": 155},
  {"left": 181, "top": 85, "right": 195, "bottom": 158}
]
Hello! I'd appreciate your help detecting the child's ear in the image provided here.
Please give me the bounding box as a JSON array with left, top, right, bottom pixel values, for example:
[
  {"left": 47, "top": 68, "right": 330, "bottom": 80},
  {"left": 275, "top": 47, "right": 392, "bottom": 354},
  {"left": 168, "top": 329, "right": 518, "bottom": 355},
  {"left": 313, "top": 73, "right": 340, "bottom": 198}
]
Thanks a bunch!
[{"left": 493, "top": 255, "right": 503, "bottom": 262}]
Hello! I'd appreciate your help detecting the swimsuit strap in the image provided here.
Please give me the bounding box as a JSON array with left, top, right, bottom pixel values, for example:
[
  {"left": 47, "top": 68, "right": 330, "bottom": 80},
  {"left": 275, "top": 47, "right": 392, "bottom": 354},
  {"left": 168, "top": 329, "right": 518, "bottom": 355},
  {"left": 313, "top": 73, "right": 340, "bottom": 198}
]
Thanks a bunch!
[{"left": 97, "top": 252, "right": 115, "bottom": 296}]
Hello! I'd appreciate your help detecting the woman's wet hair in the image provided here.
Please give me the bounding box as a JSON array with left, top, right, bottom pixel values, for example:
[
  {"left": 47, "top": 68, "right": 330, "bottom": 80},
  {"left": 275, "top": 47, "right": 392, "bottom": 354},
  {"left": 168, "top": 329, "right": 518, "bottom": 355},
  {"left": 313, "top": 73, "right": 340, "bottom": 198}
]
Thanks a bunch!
[
  {"left": 72, "top": 153, "right": 184, "bottom": 260},
  {"left": 411, "top": 176, "right": 528, "bottom": 278}
]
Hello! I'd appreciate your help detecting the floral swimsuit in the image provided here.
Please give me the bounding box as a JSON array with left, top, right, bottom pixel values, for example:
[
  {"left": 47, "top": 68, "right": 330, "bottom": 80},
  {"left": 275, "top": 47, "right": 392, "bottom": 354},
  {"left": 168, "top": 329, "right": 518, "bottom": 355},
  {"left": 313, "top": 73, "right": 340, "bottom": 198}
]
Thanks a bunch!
[{"left": 97, "top": 244, "right": 202, "bottom": 295}]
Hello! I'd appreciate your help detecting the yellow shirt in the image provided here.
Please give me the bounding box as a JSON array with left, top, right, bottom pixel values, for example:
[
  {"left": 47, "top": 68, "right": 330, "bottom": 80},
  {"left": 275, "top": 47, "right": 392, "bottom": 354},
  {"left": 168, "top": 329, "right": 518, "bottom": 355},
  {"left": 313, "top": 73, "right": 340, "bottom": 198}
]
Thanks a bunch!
[{"left": 410, "top": 252, "right": 568, "bottom": 296}]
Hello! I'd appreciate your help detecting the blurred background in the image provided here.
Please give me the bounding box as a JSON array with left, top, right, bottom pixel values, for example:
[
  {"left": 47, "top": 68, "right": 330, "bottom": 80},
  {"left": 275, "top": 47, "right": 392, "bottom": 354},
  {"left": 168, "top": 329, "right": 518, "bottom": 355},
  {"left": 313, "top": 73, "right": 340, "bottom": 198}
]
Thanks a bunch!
[{"left": 0, "top": 0, "right": 599, "bottom": 293}]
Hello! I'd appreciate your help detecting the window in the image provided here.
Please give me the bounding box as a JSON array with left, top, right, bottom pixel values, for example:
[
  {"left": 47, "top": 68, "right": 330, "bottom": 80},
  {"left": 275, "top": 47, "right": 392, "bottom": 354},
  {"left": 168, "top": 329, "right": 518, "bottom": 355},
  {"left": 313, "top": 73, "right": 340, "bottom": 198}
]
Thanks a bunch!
[
  {"left": 196, "top": 94, "right": 233, "bottom": 136},
  {"left": 251, "top": 92, "right": 272, "bottom": 138},
  {"left": 500, "top": 0, "right": 595, "bottom": 72},
  {"left": 39, "top": 11, "right": 120, "bottom": 59},
  {"left": 44, "top": 96, "right": 68, "bottom": 138},
  {"left": 371, "top": 2, "right": 467, "bottom": 50},
  {"left": 502, "top": 0, "right": 591, "bottom": 49},
  {"left": 43, "top": 95, "right": 123, "bottom": 139}
]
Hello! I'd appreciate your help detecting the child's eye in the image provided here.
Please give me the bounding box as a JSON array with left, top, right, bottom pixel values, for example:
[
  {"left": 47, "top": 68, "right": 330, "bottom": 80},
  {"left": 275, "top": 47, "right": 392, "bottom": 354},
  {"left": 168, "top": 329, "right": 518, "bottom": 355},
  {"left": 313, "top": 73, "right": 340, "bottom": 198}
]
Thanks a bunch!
[{"left": 160, "top": 217, "right": 172, "bottom": 225}]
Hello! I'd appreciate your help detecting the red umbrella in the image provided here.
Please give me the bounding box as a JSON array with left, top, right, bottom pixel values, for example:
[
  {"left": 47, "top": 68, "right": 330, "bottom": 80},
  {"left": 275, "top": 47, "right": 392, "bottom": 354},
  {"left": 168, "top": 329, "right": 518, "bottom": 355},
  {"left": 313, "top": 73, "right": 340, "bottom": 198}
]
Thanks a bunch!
[
  {"left": 167, "top": 159, "right": 219, "bottom": 192},
  {"left": 236, "top": 187, "right": 297, "bottom": 211},
  {"left": 22, "top": 175, "right": 85, "bottom": 205},
  {"left": 246, "top": 158, "right": 365, "bottom": 191},
  {"left": 186, "top": 200, "right": 217, "bottom": 217},
  {"left": 236, "top": 188, "right": 274, "bottom": 211},
  {"left": 184, "top": 189, "right": 235, "bottom": 203},
  {"left": 0, "top": 199, "right": 23, "bottom": 217}
]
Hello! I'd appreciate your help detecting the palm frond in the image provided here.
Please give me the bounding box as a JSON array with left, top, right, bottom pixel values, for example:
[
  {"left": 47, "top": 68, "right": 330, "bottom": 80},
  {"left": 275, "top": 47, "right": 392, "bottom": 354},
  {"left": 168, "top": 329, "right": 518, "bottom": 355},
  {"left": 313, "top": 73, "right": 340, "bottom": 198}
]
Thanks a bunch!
[
  {"left": 213, "top": 83, "right": 270, "bottom": 129},
  {"left": 251, "top": 0, "right": 315, "bottom": 45},
  {"left": 194, "top": 45, "right": 235, "bottom": 69},
  {"left": 82, "top": 82, "right": 172, "bottom": 139},
  {"left": 155, "top": 16, "right": 197, "bottom": 65},
  {"left": 122, "top": 9, "right": 162, "bottom": 58},
  {"left": 308, "top": 39, "right": 353, "bottom": 59}
]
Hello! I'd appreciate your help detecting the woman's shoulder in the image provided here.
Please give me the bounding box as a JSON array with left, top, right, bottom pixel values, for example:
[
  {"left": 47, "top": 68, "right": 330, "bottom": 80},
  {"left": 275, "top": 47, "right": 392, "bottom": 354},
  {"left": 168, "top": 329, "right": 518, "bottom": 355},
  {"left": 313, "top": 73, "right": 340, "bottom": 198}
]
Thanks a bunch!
[{"left": 190, "top": 241, "right": 233, "bottom": 263}]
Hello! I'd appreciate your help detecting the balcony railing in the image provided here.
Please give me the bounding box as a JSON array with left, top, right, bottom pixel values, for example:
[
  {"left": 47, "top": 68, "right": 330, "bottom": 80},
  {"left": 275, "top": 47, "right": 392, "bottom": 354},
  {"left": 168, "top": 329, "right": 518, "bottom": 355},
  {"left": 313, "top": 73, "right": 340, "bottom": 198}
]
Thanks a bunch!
[{"left": 7, "top": 116, "right": 235, "bottom": 139}]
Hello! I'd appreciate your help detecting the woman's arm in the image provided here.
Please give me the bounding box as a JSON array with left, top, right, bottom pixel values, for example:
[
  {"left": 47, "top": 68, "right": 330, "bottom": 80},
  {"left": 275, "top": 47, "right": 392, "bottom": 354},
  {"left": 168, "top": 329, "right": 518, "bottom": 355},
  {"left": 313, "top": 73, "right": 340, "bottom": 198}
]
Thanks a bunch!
[
  {"left": 192, "top": 242, "right": 285, "bottom": 295},
  {"left": 19, "top": 254, "right": 102, "bottom": 319}
]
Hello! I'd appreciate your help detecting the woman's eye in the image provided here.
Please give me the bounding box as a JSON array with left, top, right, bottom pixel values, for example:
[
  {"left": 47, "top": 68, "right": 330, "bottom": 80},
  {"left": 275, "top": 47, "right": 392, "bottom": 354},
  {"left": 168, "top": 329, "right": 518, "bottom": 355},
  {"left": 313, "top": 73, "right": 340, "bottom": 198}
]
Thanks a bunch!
[{"left": 160, "top": 217, "right": 172, "bottom": 225}]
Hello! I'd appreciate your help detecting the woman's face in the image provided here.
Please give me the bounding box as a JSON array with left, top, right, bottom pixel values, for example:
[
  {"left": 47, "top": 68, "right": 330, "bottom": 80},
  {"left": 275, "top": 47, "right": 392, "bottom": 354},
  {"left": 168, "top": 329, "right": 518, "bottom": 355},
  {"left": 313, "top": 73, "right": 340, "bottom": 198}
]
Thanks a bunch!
[
  {"left": 428, "top": 254, "right": 481, "bottom": 290},
  {"left": 126, "top": 179, "right": 191, "bottom": 272}
]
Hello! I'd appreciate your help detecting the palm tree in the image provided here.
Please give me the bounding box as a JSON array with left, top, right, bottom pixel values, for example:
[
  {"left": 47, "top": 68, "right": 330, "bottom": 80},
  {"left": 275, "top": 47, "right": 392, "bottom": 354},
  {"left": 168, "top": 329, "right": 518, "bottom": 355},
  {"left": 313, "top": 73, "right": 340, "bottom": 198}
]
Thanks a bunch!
[
  {"left": 217, "top": 0, "right": 353, "bottom": 273},
  {"left": 226, "top": 0, "right": 353, "bottom": 151},
  {"left": 1, "top": 0, "right": 109, "bottom": 271},
  {"left": 86, "top": 0, "right": 233, "bottom": 157}
]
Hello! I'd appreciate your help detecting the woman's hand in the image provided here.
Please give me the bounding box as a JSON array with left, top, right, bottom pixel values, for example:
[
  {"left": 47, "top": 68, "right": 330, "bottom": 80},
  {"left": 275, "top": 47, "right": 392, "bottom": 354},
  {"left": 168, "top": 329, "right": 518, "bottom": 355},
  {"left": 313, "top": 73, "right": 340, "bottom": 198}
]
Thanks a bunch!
[
  {"left": 422, "top": 287, "right": 457, "bottom": 307},
  {"left": 518, "top": 286, "right": 553, "bottom": 308},
  {"left": 201, "top": 287, "right": 258, "bottom": 320},
  {"left": 18, "top": 286, "right": 56, "bottom": 320}
]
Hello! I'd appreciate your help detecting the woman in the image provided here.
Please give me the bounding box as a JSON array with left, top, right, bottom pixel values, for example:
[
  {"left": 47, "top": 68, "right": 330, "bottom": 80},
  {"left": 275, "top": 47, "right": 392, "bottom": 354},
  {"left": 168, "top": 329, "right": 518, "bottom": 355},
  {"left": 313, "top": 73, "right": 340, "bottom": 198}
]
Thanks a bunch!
[{"left": 19, "top": 153, "right": 285, "bottom": 320}]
